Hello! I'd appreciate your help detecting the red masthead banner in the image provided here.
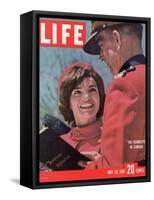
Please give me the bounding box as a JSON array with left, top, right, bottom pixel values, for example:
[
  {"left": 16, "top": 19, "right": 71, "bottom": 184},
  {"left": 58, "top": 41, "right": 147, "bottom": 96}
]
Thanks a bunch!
[
  {"left": 40, "top": 162, "right": 146, "bottom": 183},
  {"left": 39, "top": 20, "right": 86, "bottom": 48}
]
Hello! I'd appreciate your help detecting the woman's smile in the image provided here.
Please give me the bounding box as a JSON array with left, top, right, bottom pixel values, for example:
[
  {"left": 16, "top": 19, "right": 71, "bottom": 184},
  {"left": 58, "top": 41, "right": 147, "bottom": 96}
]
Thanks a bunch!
[{"left": 80, "top": 103, "right": 94, "bottom": 110}]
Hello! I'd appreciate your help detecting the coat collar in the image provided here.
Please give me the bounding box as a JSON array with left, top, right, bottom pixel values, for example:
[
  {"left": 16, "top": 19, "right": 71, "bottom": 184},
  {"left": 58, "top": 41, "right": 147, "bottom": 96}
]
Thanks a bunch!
[
  {"left": 119, "top": 54, "right": 145, "bottom": 73},
  {"left": 69, "top": 119, "right": 102, "bottom": 141}
]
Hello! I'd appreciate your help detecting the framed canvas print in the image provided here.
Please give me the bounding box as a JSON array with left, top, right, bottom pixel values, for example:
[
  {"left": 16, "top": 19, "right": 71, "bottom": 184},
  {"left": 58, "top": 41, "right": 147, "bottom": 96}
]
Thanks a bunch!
[{"left": 20, "top": 10, "right": 151, "bottom": 189}]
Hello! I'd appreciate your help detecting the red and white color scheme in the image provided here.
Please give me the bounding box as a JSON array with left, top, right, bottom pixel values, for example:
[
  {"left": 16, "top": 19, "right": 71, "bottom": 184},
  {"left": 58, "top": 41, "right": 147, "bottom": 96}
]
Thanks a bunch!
[
  {"left": 40, "top": 19, "right": 86, "bottom": 48},
  {"left": 40, "top": 162, "right": 146, "bottom": 182}
]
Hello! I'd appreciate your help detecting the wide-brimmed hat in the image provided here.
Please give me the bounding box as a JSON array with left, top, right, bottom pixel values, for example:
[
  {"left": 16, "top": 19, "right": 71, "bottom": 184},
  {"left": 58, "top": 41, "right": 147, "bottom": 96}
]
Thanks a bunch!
[{"left": 83, "top": 21, "right": 123, "bottom": 55}]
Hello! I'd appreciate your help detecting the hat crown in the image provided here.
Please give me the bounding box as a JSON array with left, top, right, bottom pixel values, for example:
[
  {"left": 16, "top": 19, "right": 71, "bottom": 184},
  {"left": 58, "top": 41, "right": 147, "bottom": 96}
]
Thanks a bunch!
[{"left": 91, "top": 21, "right": 123, "bottom": 33}]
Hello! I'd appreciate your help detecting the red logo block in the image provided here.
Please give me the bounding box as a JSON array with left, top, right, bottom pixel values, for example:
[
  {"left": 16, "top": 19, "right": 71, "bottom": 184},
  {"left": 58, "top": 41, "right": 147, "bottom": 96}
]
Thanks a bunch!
[{"left": 40, "top": 20, "right": 86, "bottom": 48}]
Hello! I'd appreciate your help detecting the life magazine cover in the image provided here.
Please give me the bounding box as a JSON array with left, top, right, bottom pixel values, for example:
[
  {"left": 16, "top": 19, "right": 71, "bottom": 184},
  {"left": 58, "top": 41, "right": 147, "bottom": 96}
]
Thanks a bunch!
[{"left": 39, "top": 17, "right": 147, "bottom": 183}]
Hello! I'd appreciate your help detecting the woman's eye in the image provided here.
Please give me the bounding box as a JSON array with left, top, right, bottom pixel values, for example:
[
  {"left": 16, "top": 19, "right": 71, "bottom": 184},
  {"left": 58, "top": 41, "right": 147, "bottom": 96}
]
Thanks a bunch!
[
  {"left": 89, "top": 88, "right": 97, "bottom": 93},
  {"left": 72, "top": 90, "right": 81, "bottom": 96}
]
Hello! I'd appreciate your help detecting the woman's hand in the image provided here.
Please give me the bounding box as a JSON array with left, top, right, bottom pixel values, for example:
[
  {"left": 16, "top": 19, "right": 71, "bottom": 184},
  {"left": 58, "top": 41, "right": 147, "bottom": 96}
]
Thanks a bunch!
[
  {"left": 78, "top": 152, "right": 103, "bottom": 169},
  {"left": 80, "top": 151, "right": 102, "bottom": 160},
  {"left": 39, "top": 162, "right": 53, "bottom": 172}
]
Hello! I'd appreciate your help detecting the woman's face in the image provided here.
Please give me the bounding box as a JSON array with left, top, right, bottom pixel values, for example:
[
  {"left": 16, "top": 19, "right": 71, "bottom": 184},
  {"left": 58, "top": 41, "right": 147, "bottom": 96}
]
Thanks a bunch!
[{"left": 70, "top": 77, "right": 100, "bottom": 127}]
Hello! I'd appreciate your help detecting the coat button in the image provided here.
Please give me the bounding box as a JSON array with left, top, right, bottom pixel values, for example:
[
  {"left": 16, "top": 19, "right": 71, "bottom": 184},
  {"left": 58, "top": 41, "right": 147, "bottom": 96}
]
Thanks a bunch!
[{"left": 73, "top": 130, "right": 80, "bottom": 138}]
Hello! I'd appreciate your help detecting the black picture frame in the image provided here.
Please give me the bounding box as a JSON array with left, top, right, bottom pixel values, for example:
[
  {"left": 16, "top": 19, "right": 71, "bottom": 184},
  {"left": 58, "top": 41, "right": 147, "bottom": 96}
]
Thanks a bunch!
[{"left": 20, "top": 10, "right": 151, "bottom": 189}]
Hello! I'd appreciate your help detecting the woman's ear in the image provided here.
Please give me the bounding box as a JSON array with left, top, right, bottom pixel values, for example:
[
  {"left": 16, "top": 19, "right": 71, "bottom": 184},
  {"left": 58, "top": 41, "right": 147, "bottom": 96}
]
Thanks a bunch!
[{"left": 112, "top": 30, "right": 121, "bottom": 51}]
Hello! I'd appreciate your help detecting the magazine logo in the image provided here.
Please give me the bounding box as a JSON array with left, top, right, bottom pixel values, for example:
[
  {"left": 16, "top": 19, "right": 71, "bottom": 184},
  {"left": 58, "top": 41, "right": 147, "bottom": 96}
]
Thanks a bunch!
[{"left": 40, "top": 20, "right": 86, "bottom": 48}]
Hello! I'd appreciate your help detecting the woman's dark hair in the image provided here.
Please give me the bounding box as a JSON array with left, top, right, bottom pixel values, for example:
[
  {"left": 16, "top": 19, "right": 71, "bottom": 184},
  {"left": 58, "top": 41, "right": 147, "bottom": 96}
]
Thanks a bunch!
[{"left": 58, "top": 63, "right": 105, "bottom": 126}]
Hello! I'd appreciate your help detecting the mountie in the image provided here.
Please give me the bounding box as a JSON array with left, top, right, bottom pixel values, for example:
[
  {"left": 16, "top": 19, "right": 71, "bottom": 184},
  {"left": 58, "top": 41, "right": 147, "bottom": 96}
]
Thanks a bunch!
[{"left": 40, "top": 19, "right": 86, "bottom": 48}]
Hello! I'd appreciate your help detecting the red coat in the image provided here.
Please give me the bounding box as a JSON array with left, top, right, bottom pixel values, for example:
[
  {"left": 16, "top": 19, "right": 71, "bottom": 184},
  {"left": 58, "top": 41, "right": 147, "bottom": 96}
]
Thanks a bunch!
[
  {"left": 60, "top": 119, "right": 102, "bottom": 155},
  {"left": 86, "top": 64, "right": 146, "bottom": 169}
]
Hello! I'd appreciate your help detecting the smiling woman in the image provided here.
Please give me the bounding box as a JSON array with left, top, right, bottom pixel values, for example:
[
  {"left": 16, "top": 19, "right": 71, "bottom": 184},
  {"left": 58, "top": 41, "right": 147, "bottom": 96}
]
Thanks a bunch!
[
  {"left": 58, "top": 63, "right": 105, "bottom": 158},
  {"left": 70, "top": 77, "right": 100, "bottom": 127}
]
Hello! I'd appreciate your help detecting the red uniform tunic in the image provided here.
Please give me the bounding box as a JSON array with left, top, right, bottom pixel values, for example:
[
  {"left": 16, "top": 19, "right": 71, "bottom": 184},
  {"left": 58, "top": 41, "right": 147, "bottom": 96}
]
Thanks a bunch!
[{"left": 86, "top": 64, "right": 146, "bottom": 169}]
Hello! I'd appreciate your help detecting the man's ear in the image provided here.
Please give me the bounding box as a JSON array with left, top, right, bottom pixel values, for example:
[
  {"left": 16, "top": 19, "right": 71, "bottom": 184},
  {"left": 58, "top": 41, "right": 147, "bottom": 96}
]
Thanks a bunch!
[{"left": 112, "top": 30, "right": 121, "bottom": 51}]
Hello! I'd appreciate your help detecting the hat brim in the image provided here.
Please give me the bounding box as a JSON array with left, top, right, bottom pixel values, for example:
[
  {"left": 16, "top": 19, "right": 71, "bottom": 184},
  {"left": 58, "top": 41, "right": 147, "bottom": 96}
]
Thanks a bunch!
[{"left": 83, "top": 31, "right": 100, "bottom": 55}]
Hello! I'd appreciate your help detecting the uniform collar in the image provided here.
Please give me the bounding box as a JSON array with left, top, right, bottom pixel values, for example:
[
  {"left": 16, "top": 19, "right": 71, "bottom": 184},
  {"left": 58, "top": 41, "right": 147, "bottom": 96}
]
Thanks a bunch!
[
  {"left": 119, "top": 54, "right": 145, "bottom": 73},
  {"left": 69, "top": 119, "right": 102, "bottom": 141}
]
